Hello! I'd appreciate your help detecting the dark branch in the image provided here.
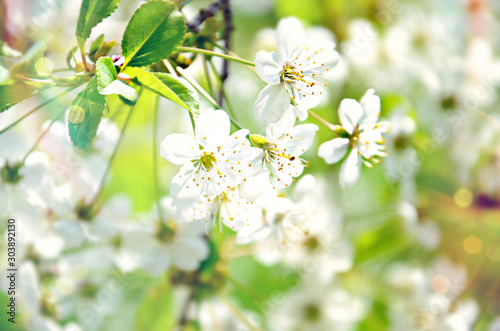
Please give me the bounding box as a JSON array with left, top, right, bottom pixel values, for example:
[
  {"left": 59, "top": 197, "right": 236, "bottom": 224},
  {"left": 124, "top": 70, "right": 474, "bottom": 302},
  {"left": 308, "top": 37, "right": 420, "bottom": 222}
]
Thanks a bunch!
[
  {"left": 219, "top": 0, "right": 233, "bottom": 105},
  {"left": 186, "top": 0, "right": 225, "bottom": 33}
]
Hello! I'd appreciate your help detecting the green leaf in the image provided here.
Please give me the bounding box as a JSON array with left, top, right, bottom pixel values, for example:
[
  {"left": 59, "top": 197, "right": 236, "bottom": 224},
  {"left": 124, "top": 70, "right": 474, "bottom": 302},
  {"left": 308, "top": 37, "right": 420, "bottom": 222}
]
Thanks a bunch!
[
  {"left": 101, "top": 80, "right": 137, "bottom": 100},
  {"left": 153, "top": 73, "right": 199, "bottom": 114},
  {"left": 0, "top": 83, "right": 43, "bottom": 112},
  {"left": 123, "top": 67, "right": 199, "bottom": 114},
  {"left": 68, "top": 77, "right": 106, "bottom": 150},
  {"left": 121, "top": 1, "right": 186, "bottom": 68},
  {"left": 76, "top": 0, "right": 122, "bottom": 48},
  {"left": 89, "top": 40, "right": 117, "bottom": 62},
  {"left": 96, "top": 56, "right": 117, "bottom": 91},
  {"left": 89, "top": 34, "right": 105, "bottom": 57},
  {"left": 134, "top": 282, "right": 175, "bottom": 331},
  {"left": 10, "top": 38, "right": 49, "bottom": 75},
  {"left": 0, "top": 42, "right": 22, "bottom": 57}
]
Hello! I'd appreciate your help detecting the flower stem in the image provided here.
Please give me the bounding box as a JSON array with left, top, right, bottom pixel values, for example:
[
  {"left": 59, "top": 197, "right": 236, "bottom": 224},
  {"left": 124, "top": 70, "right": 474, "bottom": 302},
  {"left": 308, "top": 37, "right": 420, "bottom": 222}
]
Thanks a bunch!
[
  {"left": 208, "top": 59, "right": 237, "bottom": 121},
  {"left": 20, "top": 99, "right": 71, "bottom": 165},
  {"left": 307, "top": 109, "right": 344, "bottom": 132},
  {"left": 0, "top": 87, "right": 79, "bottom": 135},
  {"left": 152, "top": 94, "right": 165, "bottom": 224},
  {"left": 218, "top": 294, "right": 263, "bottom": 331},
  {"left": 176, "top": 66, "right": 244, "bottom": 131},
  {"left": 90, "top": 100, "right": 136, "bottom": 205},
  {"left": 177, "top": 46, "right": 255, "bottom": 67}
]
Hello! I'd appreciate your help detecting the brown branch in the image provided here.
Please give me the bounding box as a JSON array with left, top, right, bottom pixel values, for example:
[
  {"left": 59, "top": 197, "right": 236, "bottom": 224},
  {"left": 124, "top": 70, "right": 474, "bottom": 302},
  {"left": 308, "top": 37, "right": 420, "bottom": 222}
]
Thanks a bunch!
[
  {"left": 219, "top": 0, "right": 233, "bottom": 105},
  {"left": 186, "top": 0, "right": 225, "bottom": 33}
]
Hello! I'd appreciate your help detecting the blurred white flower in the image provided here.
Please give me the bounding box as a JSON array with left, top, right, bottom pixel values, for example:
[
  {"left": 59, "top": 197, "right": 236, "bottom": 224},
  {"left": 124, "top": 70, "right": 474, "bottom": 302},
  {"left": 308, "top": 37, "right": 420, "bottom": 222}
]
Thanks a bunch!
[
  {"left": 318, "top": 89, "right": 390, "bottom": 187},
  {"left": 254, "top": 17, "right": 339, "bottom": 123},
  {"left": 119, "top": 197, "right": 209, "bottom": 276}
]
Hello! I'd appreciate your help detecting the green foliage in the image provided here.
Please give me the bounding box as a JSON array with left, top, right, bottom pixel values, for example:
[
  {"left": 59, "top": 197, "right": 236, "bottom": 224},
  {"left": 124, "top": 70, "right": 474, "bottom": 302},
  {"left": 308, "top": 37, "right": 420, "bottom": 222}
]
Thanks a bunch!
[
  {"left": 0, "top": 83, "right": 44, "bottom": 112},
  {"left": 121, "top": 1, "right": 186, "bottom": 68},
  {"left": 66, "top": 46, "right": 78, "bottom": 70},
  {"left": 123, "top": 67, "right": 199, "bottom": 114},
  {"left": 89, "top": 34, "right": 105, "bottom": 57},
  {"left": 68, "top": 77, "right": 106, "bottom": 150},
  {"left": 89, "top": 40, "right": 117, "bottom": 63},
  {"left": 96, "top": 57, "right": 117, "bottom": 90},
  {"left": 9, "top": 38, "right": 48, "bottom": 76},
  {"left": 134, "top": 282, "right": 175, "bottom": 331},
  {"left": 76, "top": 0, "right": 122, "bottom": 48}
]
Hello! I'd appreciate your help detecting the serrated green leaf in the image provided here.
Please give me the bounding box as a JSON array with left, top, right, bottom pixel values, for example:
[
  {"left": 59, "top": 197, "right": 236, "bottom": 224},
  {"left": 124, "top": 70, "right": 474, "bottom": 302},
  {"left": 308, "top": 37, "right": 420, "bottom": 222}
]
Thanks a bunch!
[
  {"left": 134, "top": 282, "right": 175, "bottom": 331},
  {"left": 96, "top": 56, "right": 117, "bottom": 91},
  {"left": 10, "top": 38, "right": 49, "bottom": 75},
  {"left": 68, "top": 77, "right": 106, "bottom": 150},
  {"left": 123, "top": 67, "right": 198, "bottom": 114},
  {"left": 153, "top": 73, "right": 199, "bottom": 114},
  {"left": 89, "top": 34, "right": 105, "bottom": 57},
  {"left": 100, "top": 80, "right": 137, "bottom": 100},
  {"left": 121, "top": 1, "right": 186, "bottom": 68},
  {"left": 0, "top": 83, "right": 44, "bottom": 112},
  {"left": 0, "top": 42, "right": 22, "bottom": 57},
  {"left": 76, "top": 0, "right": 122, "bottom": 48}
]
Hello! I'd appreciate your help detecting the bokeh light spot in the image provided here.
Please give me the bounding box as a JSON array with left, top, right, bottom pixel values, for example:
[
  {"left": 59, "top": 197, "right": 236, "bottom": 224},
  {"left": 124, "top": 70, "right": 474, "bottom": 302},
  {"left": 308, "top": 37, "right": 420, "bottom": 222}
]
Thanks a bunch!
[
  {"left": 463, "top": 235, "right": 482, "bottom": 255},
  {"left": 454, "top": 188, "right": 473, "bottom": 208},
  {"left": 35, "top": 57, "right": 53, "bottom": 75},
  {"left": 68, "top": 105, "right": 85, "bottom": 124}
]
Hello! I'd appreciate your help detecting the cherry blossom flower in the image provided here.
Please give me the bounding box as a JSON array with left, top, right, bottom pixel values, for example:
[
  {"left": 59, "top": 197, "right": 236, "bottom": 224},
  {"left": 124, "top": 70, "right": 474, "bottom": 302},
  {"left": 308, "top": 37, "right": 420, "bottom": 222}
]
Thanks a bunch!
[
  {"left": 176, "top": 186, "right": 259, "bottom": 235},
  {"left": 318, "top": 89, "right": 390, "bottom": 187},
  {"left": 160, "top": 108, "right": 260, "bottom": 199},
  {"left": 254, "top": 17, "right": 339, "bottom": 123},
  {"left": 240, "top": 113, "right": 318, "bottom": 200}
]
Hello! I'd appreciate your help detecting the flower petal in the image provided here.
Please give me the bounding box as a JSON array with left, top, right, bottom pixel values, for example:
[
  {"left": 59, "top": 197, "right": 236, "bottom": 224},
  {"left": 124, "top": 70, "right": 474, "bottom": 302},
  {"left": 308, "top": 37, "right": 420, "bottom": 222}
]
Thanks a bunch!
[
  {"left": 170, "top": 163, "right": 204, "bottom": 199},
  {"left": 277, "top": 17, "right": 306, "bottom": 60},
  {"left": 339, "top": 149, "right": 361, "bottom": 188},
  {"left": 318, "top": 138, "right": 349, "bottom": 164},
  {"left": 278, "top": 123, "right": 319, "bottom": 156},
  {"left": 359, "top": 89, "right": 381, "bottom": 124},
  {"left": 338, "top": 98, "right": 363, "bottom": 134},
  {"left": 255, "top": 51, "right": 283, "bottom": 85},
  {"left": 195, "top": 108, "right": 230, "bottom": 150},
  {"left": 254, "top": 83, "right": 291, "bottom": 123},
  {"left": 160, "top": 134, "right": 199, "bottom": 165}
]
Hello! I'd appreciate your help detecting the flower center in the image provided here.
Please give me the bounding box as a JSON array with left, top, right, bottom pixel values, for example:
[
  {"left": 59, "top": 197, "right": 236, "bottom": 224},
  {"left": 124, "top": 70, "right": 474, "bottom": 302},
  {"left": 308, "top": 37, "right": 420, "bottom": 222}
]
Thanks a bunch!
[
  {"left": 1, "top": 162, "right": 23, "bottom": 184},
  {"left": 200, "top": 151, "right": 217, "bottom": 169},
  {"left": 156, "top": 220, "right": 177, "bottom": 242}
]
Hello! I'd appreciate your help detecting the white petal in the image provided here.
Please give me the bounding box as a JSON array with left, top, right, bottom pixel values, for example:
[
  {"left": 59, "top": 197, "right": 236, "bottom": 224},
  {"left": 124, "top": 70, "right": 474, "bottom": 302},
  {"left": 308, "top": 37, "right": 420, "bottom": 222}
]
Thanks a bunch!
[
  {"left": 339, "top": 149, "right": 361, "bottom": 188},
  {"left": 318, "top": 138, "right": 349, "bottom": 164},
  {"left": 265, "top": 108, "right": 296, "bottom": 141},
  {"left": 195, "top": 108, "right": 230, "bottom": 150},
  {"left": 160, "top": 134, "right": 200, "bottom": 165},
  {"left": 170, "top": 163, "right": 204, "bottom": 199},
  {"left": 255, "top": 51, "right": 283, "bottom": 85},
  {"left": 239, "top": 170, "right": 274, "bottom": 202},
  {"left": 277, "top": 17, "right": 306, "bottom": 60},
  {"left": 254, "top": 83, "right": 291, "bottom": 123},
  {"left": 338, "top": 98, "right": 363, "bottom": 134},
  {"left": 278, "top": 123, "right": 319, "bottom": 156},
  {"left": 359, "top": 88, "right": 381, "bottom": 124},
  {"left": 170, "top": 238, "right": 209, "bottom": 271}
]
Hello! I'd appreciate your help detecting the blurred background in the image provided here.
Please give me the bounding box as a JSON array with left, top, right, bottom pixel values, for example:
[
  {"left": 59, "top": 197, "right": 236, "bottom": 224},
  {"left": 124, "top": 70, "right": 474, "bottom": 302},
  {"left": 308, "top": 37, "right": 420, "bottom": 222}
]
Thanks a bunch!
[{"left": 1, "top": 0, "right": 500, "bottom": 330}]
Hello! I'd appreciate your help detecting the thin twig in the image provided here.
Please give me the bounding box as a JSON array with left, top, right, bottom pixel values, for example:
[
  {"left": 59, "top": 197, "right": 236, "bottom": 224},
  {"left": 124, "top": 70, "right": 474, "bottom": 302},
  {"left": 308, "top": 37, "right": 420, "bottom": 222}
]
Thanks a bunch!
[
  {"left": 89, "top": 101, "right": 136, "bottom": 206},
  {"left": 152, "top": 94, "right": 164, "bottom": 224},
  {"left": 0, "top": 87, "right": 79, "bottom": 135},
  {"left": 219, "top": 0, "right": 233, "bottom": 105},
  {"left": 186, "top": 0, "right": 225, "bottom": 33}
]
